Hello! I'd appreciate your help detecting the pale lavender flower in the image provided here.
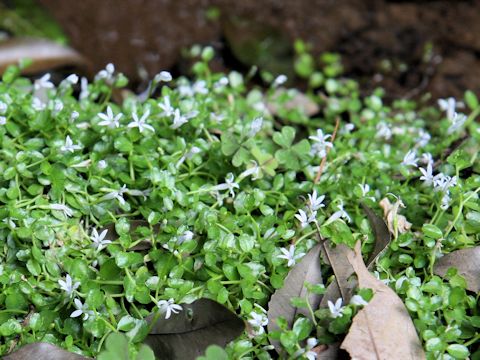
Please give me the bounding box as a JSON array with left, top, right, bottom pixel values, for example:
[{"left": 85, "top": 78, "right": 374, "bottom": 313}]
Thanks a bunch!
[
  {"left": 128, "top": 109, "right": 155, "bottom": 133},
  {"left": 157, "top": 298, "right": 182, "bottom": 319},
  {"left": 401, "top": 150, "right": 418, "bottom": 167},
  {"left": 170, "top": 109, "right": 198, "bottom": 129},
  {"left": 309, "top": 129, "right": 333, "bottom": 158},
  {"left": 376, "top": 121, "right": 392, "bottom": 140},
  {"left": 211, "top": 173, "right": 239, "bottom": 198},
  {"left": 295, "top": 209, "right": 317, "bottom": 228},
  {"left": 154, "top": 71, "right": 172, "bottom": 83},
  {"left": 239, "top": 161, "right": 261, "bottom": 180},
  {"left": 90, "top": 228, "right": 112, "bottom": 250},
  {"left": 60, "top": 135, "right": 82, "bottom": 153},
  {"left": 278, "top": 245, "right": 305, "bottom": 267},
  {"left": 50, "top": 203, "right": 73, "bottom": 217},
  {"left": 58, "top": 274, "right": 80, "bottom": 297},
  {"left": 272, "top": 74, "right": 287, "bottom": 87},
  {"left": 308, "top": 190, "right": 325, "bottom": 211},
  {"left": 34, "top": 73, "right": 54, "bottom": 91},
  {"left": 158, "top": 96, "right": 175, "bottom": 117},
  {"left": 98, "top": 106, "right": 122, "bottom": 128},
  {"left": 419, "top": 163, "right": 434, "bottom": 186},
  {"left": 327, "top": 298, "right": 344, "bottom": 318},
  {"left": 97, "top": 160, "right": 108, "bottom": 169},
  {"left": 247, "top": 310, "right": 268, "bottom": 336},
  {"left": 70, "top": 298, "right": 94, "bottom": 320},
  {"left": 177, "top": 230, "right": 194, "bottom": 245},
  {"left": 447, "top": 112, "right": 467, "bottom": 134},
  {"left": 102, "top": 184, "right": 128, "bottom": 205},
  {"left": 249, "top": 117, "right": 263, "bottom": 137}
]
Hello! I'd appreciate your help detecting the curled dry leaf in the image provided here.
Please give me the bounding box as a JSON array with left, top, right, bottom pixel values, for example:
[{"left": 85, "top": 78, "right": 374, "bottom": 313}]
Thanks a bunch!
[
  {"left": 144, "top": 298, "right": 244, "bottom": 360},
  {"left": 4, "top": 343, "right": 91, "bottom": 360},
  {"left": 267, "top": 244, "right": 323, "bottom": 352},
  {"left": 340, "top": 241, "right": 425, "bottom": 360},
  {"left": 0, "top": 38, "right": 88, "bottom": 75},
  {"left": 433, "top": 246, "right": 480, "bottom": 292},
  {"left": 379, "top": 197, "right": 412, "bottom": 237}
]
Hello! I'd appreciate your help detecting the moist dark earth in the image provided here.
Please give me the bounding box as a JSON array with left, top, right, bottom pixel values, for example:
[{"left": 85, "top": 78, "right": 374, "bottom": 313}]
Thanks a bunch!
[{"left": 39, "top": 0, "right": 480, "bottom": 99}]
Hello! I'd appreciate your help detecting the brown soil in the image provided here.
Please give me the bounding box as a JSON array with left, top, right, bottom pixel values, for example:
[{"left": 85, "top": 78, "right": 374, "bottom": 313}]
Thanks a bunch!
[{"left": 39, "top": 0, "right": 480, "bottom": 99}]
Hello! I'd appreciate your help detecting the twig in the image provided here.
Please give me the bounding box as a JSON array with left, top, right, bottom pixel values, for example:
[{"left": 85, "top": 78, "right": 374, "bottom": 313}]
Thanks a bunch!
[{"left": 314, "top": 117, "right": 341, "bottom": 184}]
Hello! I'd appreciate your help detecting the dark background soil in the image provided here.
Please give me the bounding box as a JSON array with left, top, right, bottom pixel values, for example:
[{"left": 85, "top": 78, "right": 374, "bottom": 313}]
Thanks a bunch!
[{"left": 38, "top": 0, "right": 480, "bottom": 99}]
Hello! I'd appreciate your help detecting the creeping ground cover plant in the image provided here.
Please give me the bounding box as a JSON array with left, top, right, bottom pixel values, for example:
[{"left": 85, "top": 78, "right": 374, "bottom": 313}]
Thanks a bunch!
[{"left": 0, "top": 42, "right": 480, "bottom": 359}]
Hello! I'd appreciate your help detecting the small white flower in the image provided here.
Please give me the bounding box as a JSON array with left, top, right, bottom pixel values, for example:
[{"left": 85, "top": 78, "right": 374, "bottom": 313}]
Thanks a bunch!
[
  {"left": 341, "top": 123, "right": 355, "bottom": 135},
  {"left": 53, "top": 99, "right": 64, "bottom": 115},
  {"left": 192, "top": 80, "right": 208, "bottom": 95},
  {"left": 272, "top": 74, "right": 287, "bottom": 87},
  {"left": 419, "top": 163, "right": 434, "bottom": 186},
  {"left": 60, "top": 135, "right": 82, "bottom": 153},
  {"left": 170, "top": 109, "right": 198, "bottom": 129},
  {"left": 295, "top": 209, "right": 317, "bottom": 229},
  {"left": 247, "top": 311, "right": 268, "bottom": 335},
  {"left": 97, "top": 160, "right": 108, "bottom": 169},
  {"left": 80, "top": 77, "right": 89, "bottom": 100},
  {"left": 327, "top": 298, "right": 344, "bottom": 318},
  {"left": 34, "top": 73, "right": 54, "bottom": 91},
  {"left": 309, "top": 129, "right": 333, "bottom": 158},
  {"left": 177, "top": 230, "right": 194, "bottom": 245},
  {"left": 70, "top": 298, "right": 94, "bottom": 320},
  {"left": 402, "top": 150, "right": 418, "bottom": 167},
  {"left": 50, "top": 204, "right": 73, "bottom": 217},
  {"left": 278, "top": 245, "right": 305, "bottom": 267},
  {"left": 447, "top": 112, "right": 467, "bottom": 134},
  {"left": 337, "top": 200, "right": 351, "bottom": 223},
  {"left": 350, "top": 295, "right": 368, "bottom": 306},
  {"left": 2, "top": 217, "right": 16, "bottom": 228},
  {"left": 98, "top": 106, "right": 122, "bottom": 128},
  {"left": 376, "top": 121, "right": 392, "bottom": 140},
  {"left": 303, "top": 338, "right": 319, "bottom": 360},
  {"left": 416, "top": 129, "right": 431, "bottom": 148},
  {"left": 154, "top": 71, "right": 172, "bottom": 83},
  {"left": 157, "top": 298, "right": 182, "bottom": 319},
  {"left": 358, "top": 184, "right": 370, "bottom": 197},
  {"left": 71, "top": 159, "right": 92, "bottom": 168},
  {"left": 438, "top": 97, "right": 463, "bottom": 121},
  {"left": 158, "top": 96, "right": 175, "bottom": 117},
  {"left": 70, "top": 111, "right": 80, "bottom": 122},
  {"left": 0, "top": 116, "right": 6, "bottom": 125},
  {"left": 308, "top": 190, "right": 325, "bottom": 211},
  {"left": 96, "top": 63, "right": 115, "bottom": 83},
  {"left": 433, "top": 174, "right": 457, "bottom": 192},
  {"left": 128, "top": 109, "right": 155, "bottom": 133},
  {"left": 65, "top": 74, "right": 79, "bottom": 85},
  {"left": 239, "top": 161, "right": 261, "bottom": 180},
  {"left": 176, "top": 146, "right": 202, "bottom": 168},
  {"left": 102, "top": 184, "right": 128, "bottom": 205},
  {"left": 249, "top": 117, "right": 263, "bottom": 137},
  {"left": 58, "top": 274, "right": 80, "bottom": 297},
  {"left": 0, "top": 101, "right": 8, "bottom": 115},
  {"left": 440, "top": 192, "right": 451, "bottom": 210},
  {"left": 421, "top": 152, "right": 433, "bottom": 165},
  {"left": 210, "top": 112, "right": 225, "bottom": 123},
  {"left": 32, "top": 97, "right": 46, "bottom": 111},
  {"left": 90, "top": 228, "right": 112, "bottom": 250},
  {"left": 214, "top": 77, "right": 229, "bottom": 89},
  {"left": 211, "top": 173, "right": 240, "bottom": 198}
]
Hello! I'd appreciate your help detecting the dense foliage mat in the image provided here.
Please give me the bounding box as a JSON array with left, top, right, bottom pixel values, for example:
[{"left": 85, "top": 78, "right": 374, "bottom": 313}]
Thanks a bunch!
[{"left": 0, "top": 45, "right": 479, "bottom": 359}]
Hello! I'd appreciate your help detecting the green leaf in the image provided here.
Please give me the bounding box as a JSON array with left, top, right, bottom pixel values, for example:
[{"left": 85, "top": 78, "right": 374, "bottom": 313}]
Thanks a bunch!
[
  {"left": 273, "top": 126, "right": 296, "bottom": 148},
  {"left": 447, "top": 344, "right": 469, "bottom": 359},
  {"left": 422, "top": 224, "right": 443, "bottom": 240},
  {"left": 464, "top": 90, "right": 479, "bottom": 110}
]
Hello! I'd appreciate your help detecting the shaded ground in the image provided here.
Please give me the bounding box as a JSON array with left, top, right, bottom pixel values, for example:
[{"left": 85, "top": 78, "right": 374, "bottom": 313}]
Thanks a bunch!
[{"left": 33, "top": 0, "right": 480, "bottom": 99}]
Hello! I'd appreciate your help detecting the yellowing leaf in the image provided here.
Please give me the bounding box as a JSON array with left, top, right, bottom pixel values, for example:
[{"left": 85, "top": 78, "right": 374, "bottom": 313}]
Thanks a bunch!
[{"left": 340, "top": 241, "right": 425, "bottom": 360}]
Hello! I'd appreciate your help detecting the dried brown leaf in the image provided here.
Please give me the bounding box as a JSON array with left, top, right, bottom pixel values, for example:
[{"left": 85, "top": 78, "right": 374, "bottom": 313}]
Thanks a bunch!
[
  {"left": 433, "top": 246, "right": 480, "bottom": 292},
  {"left": 340, "top": 241, "right": 425, "bottom": 360},
  {"left": 268, "top": 244, "right": 323, "bottom": 352},
  {"left": 379, "top": 198, "right": 412, "bottom": 237},
  {"left": 362, "top": 204, "right": 392, "bottom": 267},
  {"left": 145, "top": 298, "right": 244, "bottom": 360},
  {"left": 4, "top": 343, "right": 90, "bottom": 360},
  {"left": 0, "top": 38, "right": 88, "bottom": 75},
  {"left": 319, "top": 242, "right": 356, "bottom": 308}
]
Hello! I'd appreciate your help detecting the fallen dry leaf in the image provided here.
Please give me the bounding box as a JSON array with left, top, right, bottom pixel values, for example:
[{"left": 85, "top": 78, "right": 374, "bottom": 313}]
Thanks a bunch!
[
  {"left": 379, "top": 197, "right": 412, "bottom": 237},
  {"left": 319, "top": 241, "right": 356, "bottom": 308},
  {"left": 433, "top": 246, "right": 480, "bottom": 292},
  {"left": 340, "top": 241, "right": 425, "bottom": 360},
  {"left": 362, "top": 204, "right": 392, "bottom": 267},
  {"left": 4, "top": 343, "right": 90, "bottom": 360},
  {"left": 0, "top": 38, "right": 88, "bottom": 75},
  {"left": 268, "top": 244, "right": 323, "bottom": 352}
]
